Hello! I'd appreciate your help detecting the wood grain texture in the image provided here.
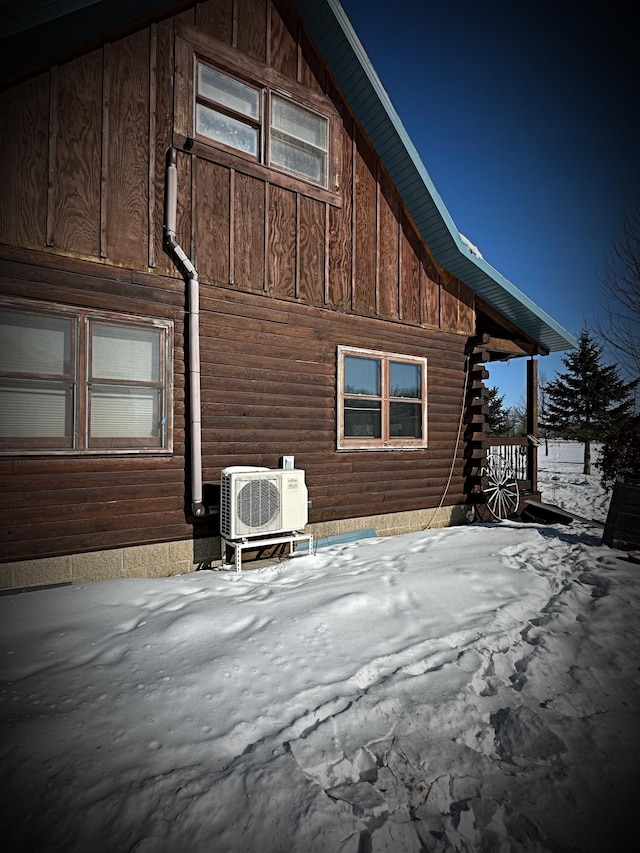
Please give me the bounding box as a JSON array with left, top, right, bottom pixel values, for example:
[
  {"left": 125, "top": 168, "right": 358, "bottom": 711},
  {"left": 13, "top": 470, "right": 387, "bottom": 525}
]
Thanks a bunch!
[
  {"left": 233, "top": 172, "right": 265, "bottom": 292},
  {"left": 327, "top": 110, "right": 353, "bottom": 310},
  {"left": 51, "top": 51, "right": 102, "bottom": 257},
  {"left": 298, "top": 28, "right": 325, "bottom": 93},
  {"left": 298, "top": 195, "right": 324, "bottom": 305},
  {"left": 152, "top": 19, "right": 176, "bottom": 277},
  {"left": 196, "top": 0, "right": 233, "bottom": 43},
  {"left": 400, "top": 221, "right": 421, "bottom": 325},
  {"left": 378, "top": 175, "right": 400, "bottom": 320},
  {"left": 0, "top": 74, "right": 49, "bottom": 247},
  {"left": 237, "top": 0, "right": 267, "bottom": 63},
  {"left": 267, "top": 184, "right": 296, "bottom": 298},
  {"left": 195, "top": 159, "right": 231, "bottom": 285},
  {"left": 353, "top": 132, "right": 377, "bottom": 316},
  {"left": 421, "top": 256, "right": 441, "bottom": 328},
  {"left": 105, "top": 30, "right": 150, "bottom": 268},
  {"left": 269, "top": 0, "right": 297, "bottom": 80}
]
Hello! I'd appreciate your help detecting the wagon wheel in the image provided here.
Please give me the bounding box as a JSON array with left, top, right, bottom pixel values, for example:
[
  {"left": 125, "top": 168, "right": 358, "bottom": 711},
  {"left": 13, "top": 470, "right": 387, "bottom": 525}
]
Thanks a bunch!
[{"left": 478, "top": 455, "right": 520, "bottom": 521}]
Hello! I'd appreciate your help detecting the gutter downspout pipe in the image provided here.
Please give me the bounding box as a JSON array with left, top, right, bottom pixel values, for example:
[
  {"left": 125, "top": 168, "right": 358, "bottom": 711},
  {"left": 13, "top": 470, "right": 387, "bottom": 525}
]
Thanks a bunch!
[{"left": 163, "top": 146, "right": 206, "bottom": 517}]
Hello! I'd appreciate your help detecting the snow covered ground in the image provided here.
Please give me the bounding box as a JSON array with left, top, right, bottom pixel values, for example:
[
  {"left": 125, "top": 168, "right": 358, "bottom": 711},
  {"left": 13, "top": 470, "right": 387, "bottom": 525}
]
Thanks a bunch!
[
  {"left": 1, "top": 443, "right": 638, "bottom": 852},
  {"left": 538, "top": 441, "right": 609, "bottom": 523}
]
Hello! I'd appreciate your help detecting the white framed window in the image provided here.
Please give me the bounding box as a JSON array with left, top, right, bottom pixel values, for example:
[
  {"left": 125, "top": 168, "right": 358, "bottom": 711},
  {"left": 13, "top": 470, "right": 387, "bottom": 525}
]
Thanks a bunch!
[
  {"left": 0, "top": 310, "right": 75, "bottom": 449},
  {"left": 270, "top": 94, "right": 328, "bottom": 186},
  {"left": 0, "top": 302, "right": 173, "bottom": 454},
  {"left": 195, "top": 63, "right": 262, "bottom": 157},
  {"left": 194, "top": 60, "right": 330, "bottom": 189},
  {"left": 337, "top": 346, "right": 427, "bottom": 450}
]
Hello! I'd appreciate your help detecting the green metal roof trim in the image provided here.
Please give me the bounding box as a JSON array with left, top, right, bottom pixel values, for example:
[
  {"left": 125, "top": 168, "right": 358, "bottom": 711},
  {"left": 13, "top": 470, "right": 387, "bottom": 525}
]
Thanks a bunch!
[{"left": 295, "top": 0, "right": 576, "bottom": 353}]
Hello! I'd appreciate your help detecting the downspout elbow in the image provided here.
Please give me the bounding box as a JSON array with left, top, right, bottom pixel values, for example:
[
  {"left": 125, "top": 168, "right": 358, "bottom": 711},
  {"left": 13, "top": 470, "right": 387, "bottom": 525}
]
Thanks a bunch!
[{"left": 192, "top": 501, "right": 206, "bottom": 518}]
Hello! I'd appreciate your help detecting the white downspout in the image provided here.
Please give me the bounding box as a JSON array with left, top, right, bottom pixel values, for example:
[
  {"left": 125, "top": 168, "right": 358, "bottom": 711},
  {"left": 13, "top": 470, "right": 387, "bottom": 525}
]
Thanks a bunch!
[{"left": 163, "top": 146, "right": 206, "bottom": 517}]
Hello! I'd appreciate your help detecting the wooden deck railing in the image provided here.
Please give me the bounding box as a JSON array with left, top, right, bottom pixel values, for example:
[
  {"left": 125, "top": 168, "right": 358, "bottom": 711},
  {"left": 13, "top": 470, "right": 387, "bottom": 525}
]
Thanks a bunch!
[{"left": 485, "top": 436, "right": 535, "bottom": 492}]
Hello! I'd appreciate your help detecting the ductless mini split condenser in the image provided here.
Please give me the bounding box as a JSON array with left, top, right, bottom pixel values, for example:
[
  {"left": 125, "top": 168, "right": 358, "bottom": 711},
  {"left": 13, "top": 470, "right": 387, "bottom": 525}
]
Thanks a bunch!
[{"left": 220, "top": 468, "right": 308, "bottom": 539}]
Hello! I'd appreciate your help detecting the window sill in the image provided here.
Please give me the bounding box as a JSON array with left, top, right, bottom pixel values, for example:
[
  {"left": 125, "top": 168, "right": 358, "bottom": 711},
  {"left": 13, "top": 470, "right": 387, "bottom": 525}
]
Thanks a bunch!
[
  {"left": 0, "top": 448, "right": 173, "bottom": 457},
  {"left": 173, "top": 133, "right": 342, "bottom": 209},
  {"left": 336, "top": 445, "right": 428, "bottom": 452}
]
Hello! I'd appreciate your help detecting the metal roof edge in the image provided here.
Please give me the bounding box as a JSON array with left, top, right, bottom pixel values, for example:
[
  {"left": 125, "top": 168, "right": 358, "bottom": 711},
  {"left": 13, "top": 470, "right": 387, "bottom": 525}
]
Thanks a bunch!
[
  {"left": 296, "top": 0, "right": 576, "bottom": 353},
  {"left": 446, "top": 249, "right": 579, "bottom": 351}
]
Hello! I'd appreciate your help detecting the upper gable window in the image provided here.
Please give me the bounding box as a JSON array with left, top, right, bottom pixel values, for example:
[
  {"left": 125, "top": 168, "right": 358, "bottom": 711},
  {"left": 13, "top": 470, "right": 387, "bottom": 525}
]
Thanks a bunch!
[
  {"left": 270, "top": 94, "right": 328, "bottom": 186},
  {"left": 194, "top": 60, "right": 330, "bottom": 189},
  {"left": 196, "top": 64, "right": 261, "bottom": 157}
]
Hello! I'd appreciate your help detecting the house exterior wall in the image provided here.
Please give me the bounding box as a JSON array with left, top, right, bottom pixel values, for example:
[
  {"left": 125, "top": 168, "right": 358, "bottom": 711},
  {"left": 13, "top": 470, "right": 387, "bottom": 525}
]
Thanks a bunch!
[{"left": 0, "top": 0, "right": 477, "bottom": 586}]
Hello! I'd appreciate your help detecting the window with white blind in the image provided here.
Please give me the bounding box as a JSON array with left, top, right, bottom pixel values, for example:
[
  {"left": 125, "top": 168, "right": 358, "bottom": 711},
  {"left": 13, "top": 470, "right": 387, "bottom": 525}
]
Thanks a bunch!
[
  {"left": 337, "top": 346, "right": 428, "bottom": 450},
  {"left": 0, "top": 303, "right": 172, "bottom": 454}
]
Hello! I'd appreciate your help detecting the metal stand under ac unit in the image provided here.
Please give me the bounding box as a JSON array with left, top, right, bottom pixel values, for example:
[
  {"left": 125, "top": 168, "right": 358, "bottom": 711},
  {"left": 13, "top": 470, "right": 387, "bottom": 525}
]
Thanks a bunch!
[{"left": 220, "top": 531, "right": 314, "bottom": 572}]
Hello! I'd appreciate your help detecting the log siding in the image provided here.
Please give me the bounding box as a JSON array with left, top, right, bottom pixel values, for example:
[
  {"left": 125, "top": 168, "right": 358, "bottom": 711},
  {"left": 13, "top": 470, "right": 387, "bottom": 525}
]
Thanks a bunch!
[{"left": 0, "top": 0, "right": 479, "bottom": 573}]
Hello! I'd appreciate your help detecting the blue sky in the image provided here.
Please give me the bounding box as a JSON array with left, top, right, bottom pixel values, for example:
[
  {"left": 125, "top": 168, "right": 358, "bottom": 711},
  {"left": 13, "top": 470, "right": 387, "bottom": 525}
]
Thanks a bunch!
[{"left": 339, "top": 0, "right": 639, "bottom": 407}]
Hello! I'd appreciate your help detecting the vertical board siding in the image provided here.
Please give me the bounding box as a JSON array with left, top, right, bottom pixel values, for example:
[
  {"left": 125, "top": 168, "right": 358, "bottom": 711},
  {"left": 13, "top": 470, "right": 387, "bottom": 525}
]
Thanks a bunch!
[
  {"left": 377, "top": 175, "right": 400, "bottom": 320},
  {"left": 440, "top": 278, "right": 460, "bottom": 332},
  {"left": 0, "top": 0, "right": 476, "bottom": 339},
  {"left": 270, "top": 0, "right": 298, "bottom": 79},
  {"left": 401, "top": 223, "right": 421, "bottom": 326},
  {"left": 233, "top": 172, "right": 265, "bottom": 292},
  {"left": 237, "top": 0, "right": 267, "bottom": 63},
  {"left": 52, "top": 51, "right": 102, "bottom": 257},
  {"left": 196, "top": 0, "right": 233, "bottom": 43},
  {"left": 353, "top": 133, "right": 377, "bottom": 316},
  {"left": 421, "top": 257, "right": 441, "bottom": 328},
  {"left": 441, "top": 278, "right": 474, "bottom": 334},
  {"left": 458, "top": 280, "right": 475, "bottom": 332},
  {"left": 195, "top": 159, "right": 231, "bottom": 285},
  {"left": 327, "top": 111, "right": 353, "bottom": 311},
  {"left": 105, "top": 31, "right": 150, "bottom": 267},
  {"left": 298, "top": 30, "right": 325, "bottom": 94},
  {"left": 152, "top": 19, "right": 175, "bottom": 277},
  {"left": 298, "top": 195, "right": 325, "bottom": 305},
  {"left": 0, "top": 74, "right": 49, "bottom": 247},
  {"left": 267, "top": 185, "right": 296, "bottom": 298}
]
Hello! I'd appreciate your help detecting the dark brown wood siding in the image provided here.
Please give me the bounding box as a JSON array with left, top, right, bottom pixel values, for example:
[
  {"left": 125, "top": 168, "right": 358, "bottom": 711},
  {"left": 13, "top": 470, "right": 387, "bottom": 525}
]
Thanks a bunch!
[
  {"left": 0, "top": 0, "right": 478, "bottom": 565},
  {"left": 0, "top": 247, "right": 187, "bottom": 562},
  {"left": 195, "top": 284, "right": 469, "bottom": 522}
]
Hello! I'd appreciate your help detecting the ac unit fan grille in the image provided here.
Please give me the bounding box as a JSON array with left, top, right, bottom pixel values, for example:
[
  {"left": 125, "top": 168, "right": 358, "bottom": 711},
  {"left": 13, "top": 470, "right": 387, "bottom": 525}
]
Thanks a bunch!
[{"left": 237, "top": 479, "right": 280, "bottom": 528}]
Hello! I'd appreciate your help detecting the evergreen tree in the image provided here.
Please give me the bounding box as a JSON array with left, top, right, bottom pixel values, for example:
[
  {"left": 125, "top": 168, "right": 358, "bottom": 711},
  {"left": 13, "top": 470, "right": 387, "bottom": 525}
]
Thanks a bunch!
[
  {"left": 598, "top": 413, "right": 640, "bottom": 490},
  {"left": 486, "top": 385, "right": 509, "bottom": 434},
  {"left": 541, "top": 328, "right": 637, "bottom": 474}
]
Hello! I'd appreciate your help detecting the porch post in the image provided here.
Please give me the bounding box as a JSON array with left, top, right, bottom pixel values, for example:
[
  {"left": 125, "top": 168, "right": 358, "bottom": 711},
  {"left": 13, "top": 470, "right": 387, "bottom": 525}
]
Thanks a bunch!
[{"left": 526, "top": 357, "right": 538, "bottom": 495}]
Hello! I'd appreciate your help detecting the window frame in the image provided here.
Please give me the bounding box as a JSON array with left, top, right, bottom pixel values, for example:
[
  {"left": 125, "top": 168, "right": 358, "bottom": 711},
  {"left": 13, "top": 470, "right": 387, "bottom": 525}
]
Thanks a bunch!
[
  {"left": 195, "top": 62, "right": 263, "bottom": 161},
  {"left": 175, "top": 27, "right": 341, "bottom": 205},
  {"left": 268, "top": 91, "right": 329, "bottom": 187},
  {"left": 193, "top": 56, "right": 331, "bottom": 189},
  {"left": 0, "top": 299, "right": 173, "bottom": 456},
  {"left": 337, "top": 346, "right": 428, "bottom": 451}
]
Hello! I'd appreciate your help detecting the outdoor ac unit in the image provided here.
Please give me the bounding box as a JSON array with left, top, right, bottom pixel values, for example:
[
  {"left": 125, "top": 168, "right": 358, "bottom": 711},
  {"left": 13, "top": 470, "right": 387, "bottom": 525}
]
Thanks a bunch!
[{"left": 220, "top": 468, "right": 308, "bottom": 539}]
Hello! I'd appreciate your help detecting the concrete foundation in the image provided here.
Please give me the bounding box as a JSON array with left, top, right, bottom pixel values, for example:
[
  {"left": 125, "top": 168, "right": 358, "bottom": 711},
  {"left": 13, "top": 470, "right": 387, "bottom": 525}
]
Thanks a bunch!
[{"left": 0, "top": 503, "right": 473, "bottom": 591}]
